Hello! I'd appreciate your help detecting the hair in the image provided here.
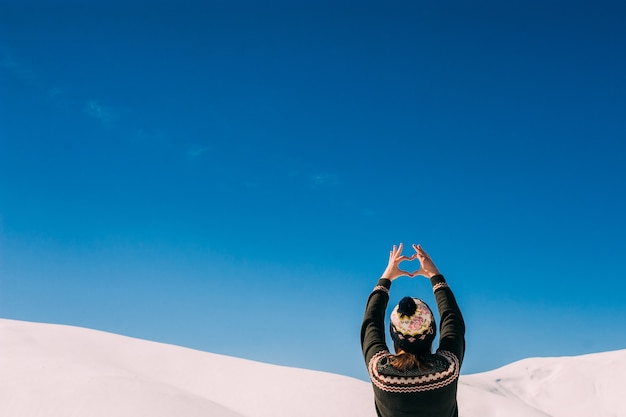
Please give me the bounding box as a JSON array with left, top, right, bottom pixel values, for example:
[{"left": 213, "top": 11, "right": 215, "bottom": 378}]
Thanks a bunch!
[{"left": 389, "top": 343, "right": 434, "bottom": 372}]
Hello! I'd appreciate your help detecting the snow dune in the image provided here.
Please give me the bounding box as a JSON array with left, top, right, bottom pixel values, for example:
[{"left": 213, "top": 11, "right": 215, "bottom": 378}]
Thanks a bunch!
[
  {"left": 458, "top": 349, "right": 626, "bottom": 417},
  {"left": 1, "top": 319, "right": 624, "bottom": 417}
]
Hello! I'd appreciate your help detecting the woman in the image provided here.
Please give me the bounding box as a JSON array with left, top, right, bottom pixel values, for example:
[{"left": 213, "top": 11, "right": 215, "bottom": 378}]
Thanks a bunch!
[{"left": 360, "top": 243, "right": 465, "bottom": 417}]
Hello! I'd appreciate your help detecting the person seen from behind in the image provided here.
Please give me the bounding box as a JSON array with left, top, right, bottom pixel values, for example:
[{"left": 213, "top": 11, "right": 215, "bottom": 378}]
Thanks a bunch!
[{"left": 360, "top": 243, "right": 465, "bottom": 417}]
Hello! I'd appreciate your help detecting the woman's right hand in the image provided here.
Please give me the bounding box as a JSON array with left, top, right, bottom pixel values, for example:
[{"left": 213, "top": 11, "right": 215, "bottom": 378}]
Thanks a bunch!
[{"left": 411, "top": 244, "right": 441, "bottom": 278}]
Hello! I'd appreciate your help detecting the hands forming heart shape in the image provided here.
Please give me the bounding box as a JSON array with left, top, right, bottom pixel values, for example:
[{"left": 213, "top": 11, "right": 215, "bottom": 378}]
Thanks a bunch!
[{"left": 381, "top": 243, "right": 441, "bottom": 281}]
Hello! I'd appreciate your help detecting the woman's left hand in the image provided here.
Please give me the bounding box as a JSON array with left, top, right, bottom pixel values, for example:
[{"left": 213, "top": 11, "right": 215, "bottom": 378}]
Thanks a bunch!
[{"left": 381, "top": 243, "right": 413, "bottom": 281}]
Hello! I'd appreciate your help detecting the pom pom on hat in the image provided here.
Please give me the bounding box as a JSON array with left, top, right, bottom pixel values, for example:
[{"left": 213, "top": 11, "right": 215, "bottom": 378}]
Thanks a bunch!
[
  {"left": 390, "top": 297, "right": 436, "bottom": 354},
  {"left": 397, "top": 297, "right": 417, "bottom": 317}
]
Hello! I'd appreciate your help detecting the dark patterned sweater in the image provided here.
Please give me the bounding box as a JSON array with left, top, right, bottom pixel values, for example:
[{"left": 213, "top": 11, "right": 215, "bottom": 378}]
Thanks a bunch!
[{"left": 360, "top": 275, "right": 465, "bottom": 417}]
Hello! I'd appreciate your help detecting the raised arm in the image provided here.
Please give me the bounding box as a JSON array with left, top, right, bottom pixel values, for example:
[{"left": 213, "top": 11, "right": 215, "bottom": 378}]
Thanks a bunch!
[
  {"left": 412, "top": 244, "right": 465, "bottom": 363},
  {"left": 360, "top": 244, "right": 412, "bottom": 365}
]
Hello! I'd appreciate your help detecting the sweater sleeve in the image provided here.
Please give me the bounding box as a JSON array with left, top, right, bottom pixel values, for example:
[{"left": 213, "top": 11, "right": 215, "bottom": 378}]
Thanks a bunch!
[
  {"left": 360, "top": 278, "right": 392, "bottom": 365},
  {"left": 431, "top": 275, "right": 465, "bottom": 364}
]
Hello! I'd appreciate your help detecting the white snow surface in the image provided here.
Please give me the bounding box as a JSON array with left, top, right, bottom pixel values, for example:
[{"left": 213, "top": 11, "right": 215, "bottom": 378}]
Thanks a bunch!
[{"left": 1, "top": 319, "right": 624, "bottom": 417}]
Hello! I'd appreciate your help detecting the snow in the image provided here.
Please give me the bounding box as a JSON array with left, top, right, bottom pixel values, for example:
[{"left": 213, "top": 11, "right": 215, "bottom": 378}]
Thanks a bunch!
[{"left": 1, "top": 319, "right": 624, "bottom": 417}]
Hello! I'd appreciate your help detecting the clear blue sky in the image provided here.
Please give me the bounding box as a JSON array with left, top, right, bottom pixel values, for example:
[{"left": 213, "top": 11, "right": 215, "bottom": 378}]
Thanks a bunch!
[{"left": 1, "top": 0, "right": 625, "bottom": 381}]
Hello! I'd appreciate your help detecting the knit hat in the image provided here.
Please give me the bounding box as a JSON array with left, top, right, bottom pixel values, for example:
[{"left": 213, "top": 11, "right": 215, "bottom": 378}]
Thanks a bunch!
[{"left": 389, "top": 297, "right": 436, "bottom": 354}]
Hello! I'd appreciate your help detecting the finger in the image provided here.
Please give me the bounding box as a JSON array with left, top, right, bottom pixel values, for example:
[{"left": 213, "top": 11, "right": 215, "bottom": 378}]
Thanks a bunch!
[{"left": 391, "top": 244, "right": 403, "bottom": 260}]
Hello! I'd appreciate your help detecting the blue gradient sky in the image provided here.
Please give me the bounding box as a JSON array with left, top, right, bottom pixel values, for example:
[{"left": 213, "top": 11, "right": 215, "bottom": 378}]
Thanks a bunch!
[{"left": 1, "top": 1, "right": 625, "bottom": 380}]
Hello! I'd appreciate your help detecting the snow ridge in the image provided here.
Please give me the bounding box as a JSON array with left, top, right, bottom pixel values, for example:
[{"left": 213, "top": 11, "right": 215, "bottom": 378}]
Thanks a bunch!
[{"left": 1, "top": 319, "right": 624, "bottom": 417}]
